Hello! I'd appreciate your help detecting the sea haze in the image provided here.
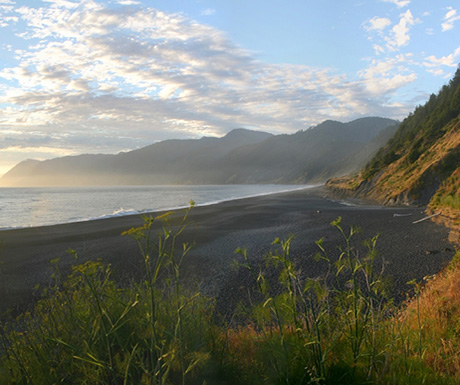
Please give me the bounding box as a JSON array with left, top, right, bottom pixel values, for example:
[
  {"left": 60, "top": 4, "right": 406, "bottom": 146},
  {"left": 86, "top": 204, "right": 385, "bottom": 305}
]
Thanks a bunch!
[
  {"left": 1, "top": 118, "right": 398, "bottom": 187},
  {"left": 0, "top": 185, "right": 310, "bottom": 230}
]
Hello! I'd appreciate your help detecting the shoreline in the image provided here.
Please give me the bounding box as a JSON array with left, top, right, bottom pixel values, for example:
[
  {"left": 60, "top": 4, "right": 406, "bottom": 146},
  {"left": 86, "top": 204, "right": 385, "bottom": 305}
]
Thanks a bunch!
[
  {"left": 0, "top": 184, "right": 313, "bottom": 231},
  {"left": 0, "top": 186, "right": 455, "bottom": 316}
]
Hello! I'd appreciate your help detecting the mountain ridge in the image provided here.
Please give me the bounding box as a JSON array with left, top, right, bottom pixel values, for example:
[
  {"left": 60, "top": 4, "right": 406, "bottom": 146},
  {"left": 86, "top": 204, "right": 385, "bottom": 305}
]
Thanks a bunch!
[{"left": 2, "top": 118, "right": 398, "bottom": 187}]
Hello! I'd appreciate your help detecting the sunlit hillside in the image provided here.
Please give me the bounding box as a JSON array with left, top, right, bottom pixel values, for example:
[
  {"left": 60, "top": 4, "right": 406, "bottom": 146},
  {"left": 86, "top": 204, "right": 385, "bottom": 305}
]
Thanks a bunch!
[{"left": 328, "top": 66, "right": 460, "bottom": 216}]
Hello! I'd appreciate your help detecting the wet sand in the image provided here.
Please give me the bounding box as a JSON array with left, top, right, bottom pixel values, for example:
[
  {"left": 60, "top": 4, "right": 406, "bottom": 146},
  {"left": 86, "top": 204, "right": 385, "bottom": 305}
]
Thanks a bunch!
[{"left": 0, "top": 186, "right": 455, "bottom": 316}]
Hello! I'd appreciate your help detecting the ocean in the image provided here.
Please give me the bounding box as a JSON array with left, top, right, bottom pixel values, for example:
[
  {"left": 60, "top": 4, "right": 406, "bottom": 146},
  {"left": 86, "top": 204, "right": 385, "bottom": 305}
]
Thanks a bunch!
[{"left": 0, "top": 184, "right": 310, "bottom": 230}]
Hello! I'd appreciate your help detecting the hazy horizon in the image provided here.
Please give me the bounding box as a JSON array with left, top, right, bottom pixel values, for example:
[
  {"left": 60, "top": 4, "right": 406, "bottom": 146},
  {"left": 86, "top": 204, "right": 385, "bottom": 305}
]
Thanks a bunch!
[
  {"left": 0, "top": 117, "right": 398, "bottom": 187},
  {"left": 0, "top": 117, "right": 381, "bottom": 178}
]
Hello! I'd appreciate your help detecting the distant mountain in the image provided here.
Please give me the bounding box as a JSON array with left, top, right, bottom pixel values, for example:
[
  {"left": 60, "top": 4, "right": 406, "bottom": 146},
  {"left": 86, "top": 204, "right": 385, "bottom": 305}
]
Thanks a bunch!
[
  {"left": 1, "top": 118, "right": 398, "bottom": 187},
  {"left": 207, "top": 117, "right": 398, "bottom": 184},
  {"left": 327, "top": 66, "right": 460, "bottom": 214}
]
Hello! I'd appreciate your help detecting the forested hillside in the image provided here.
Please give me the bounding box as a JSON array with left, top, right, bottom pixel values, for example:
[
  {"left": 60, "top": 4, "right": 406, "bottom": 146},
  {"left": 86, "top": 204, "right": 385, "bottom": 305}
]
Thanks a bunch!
[{"left": 329, "top": 67, "right": 460, "bottom": 204}]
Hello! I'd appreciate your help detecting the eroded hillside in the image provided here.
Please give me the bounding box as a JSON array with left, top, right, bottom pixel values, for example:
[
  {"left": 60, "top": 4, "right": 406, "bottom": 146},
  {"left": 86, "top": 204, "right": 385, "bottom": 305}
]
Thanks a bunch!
[{"left": 328, "top": 66, "right": 460, "bottom": 238}]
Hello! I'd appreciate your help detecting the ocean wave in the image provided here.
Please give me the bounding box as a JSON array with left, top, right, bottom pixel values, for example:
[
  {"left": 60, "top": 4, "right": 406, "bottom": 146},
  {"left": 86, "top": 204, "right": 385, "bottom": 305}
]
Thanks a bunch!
[{"left": 93, "top": 208, "right": 144, "bottom": 220}]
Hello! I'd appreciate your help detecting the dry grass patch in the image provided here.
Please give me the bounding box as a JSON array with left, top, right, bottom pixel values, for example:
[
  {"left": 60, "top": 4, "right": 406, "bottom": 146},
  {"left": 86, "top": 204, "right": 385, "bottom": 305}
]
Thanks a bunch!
[{"left": 402, "top": 253, "right": 460, "bottom": 379}]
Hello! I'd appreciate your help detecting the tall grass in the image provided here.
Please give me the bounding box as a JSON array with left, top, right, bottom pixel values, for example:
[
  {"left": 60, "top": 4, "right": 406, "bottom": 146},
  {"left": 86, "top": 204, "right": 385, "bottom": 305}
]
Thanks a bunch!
[
  {"left": 221, "top": 217, "right": 460, "bottom": 384},
  {"left": 227, "top": 218, "right": 392, "bottom": 384},
  {"left": 1, "top": 209, "right": 459, "bottom": 384},
  {"left": 0, "top": 204, "right": 216, "bottom": 385}
]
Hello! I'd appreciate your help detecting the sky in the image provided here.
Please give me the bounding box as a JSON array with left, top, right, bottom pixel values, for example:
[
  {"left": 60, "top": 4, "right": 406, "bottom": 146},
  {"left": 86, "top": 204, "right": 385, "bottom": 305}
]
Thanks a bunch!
[{"left": 0, "top": 0, "right": 459, "bottom": 176}]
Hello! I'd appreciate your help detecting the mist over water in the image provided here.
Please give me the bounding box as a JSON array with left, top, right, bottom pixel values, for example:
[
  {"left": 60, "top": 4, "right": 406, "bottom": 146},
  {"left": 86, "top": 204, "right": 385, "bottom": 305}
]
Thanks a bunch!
[{"left": 0, "top": 185, "right": 311, "bottom": 230}]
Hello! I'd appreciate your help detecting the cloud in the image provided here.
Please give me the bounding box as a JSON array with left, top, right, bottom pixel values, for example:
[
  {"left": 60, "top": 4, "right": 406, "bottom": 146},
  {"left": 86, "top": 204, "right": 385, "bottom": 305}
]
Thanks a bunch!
[
  {"left": 442, "top": 7, "right": 460, "bottom": 31},
  {"left": 0, "top": 1, "right": 428, "bottom": 172},
  {"left": 426, "top": 68, "right": 445, "bottom": 77},
  {"left": 0, "top": 0, "right": 16, "bottom": 27},
  {"left": 364, "top": 17, "right": 391, "bottom": 32},
  {"left": 381, "top": 0, "right": 410, "bottom": 8},
  {"left": 424, "top": 54, "right": 459, "bottom": 68},
  {"left": 372, "top": 44, "right": 385, "bottom": 55},
  {"left": 359, "top": 55, "right": 417, "bottom": 95},
  {"left": 41, "top": 0, "right": 81, "bottom": 9},
  {"left": 201, "top": 8, "right": 215, "bottom": 16},
  {"left": 385, "top": 9, "right": 416, "bottom": 50},
  {"left": 423, "top": 46, "right": 460, "bottom": 76},
  {"left": 117, "top": 0, "right": 141, "bottom": 5},
  {"left": 364, "top": 10, "right": 419, "bottom": 54},
  {"left": 0, "top": 15, "right": 17, "bottom": 27}
]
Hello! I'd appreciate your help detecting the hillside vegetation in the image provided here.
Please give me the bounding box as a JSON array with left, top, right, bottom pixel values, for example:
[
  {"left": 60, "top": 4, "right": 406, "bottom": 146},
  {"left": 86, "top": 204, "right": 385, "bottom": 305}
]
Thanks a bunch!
[
  {"left": 328, "top": 67, "right": 460, "bottom": 225},
  {"left": 322, "top": 68, "right": 460, "bottom": 383}
]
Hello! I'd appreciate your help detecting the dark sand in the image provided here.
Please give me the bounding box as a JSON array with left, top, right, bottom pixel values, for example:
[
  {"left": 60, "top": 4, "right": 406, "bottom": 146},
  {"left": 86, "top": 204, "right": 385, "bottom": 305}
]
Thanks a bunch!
[{"left": 0, "top": 186, "right": 455, "bottom": 316}]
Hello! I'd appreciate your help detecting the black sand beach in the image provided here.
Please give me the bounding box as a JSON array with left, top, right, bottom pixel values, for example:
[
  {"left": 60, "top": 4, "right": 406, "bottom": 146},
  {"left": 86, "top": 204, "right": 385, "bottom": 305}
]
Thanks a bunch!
[{"left": 0, "top": 186, "right": 455, "bottom": 316}]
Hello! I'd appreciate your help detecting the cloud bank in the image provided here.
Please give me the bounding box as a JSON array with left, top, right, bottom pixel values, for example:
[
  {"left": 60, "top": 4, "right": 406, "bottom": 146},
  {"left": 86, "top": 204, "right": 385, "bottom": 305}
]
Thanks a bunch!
[{"left": 0, "top": 0, "right": 458, "bottom": 174}]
